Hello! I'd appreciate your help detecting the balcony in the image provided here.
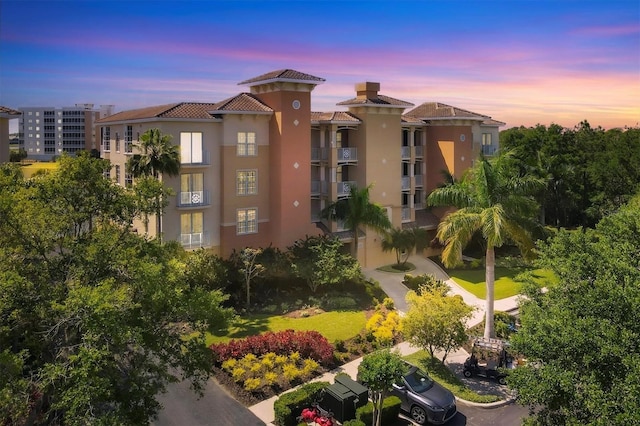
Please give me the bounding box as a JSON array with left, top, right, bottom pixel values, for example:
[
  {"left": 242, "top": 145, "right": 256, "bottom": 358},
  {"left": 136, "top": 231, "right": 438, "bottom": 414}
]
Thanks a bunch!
[
  {"left": 414, "top": 145, "right": 424, "bottom": 158},
  {"left": 336, "top": 147, "right": 357, "bottom": 163},
  {"left": 414, "top": 174, "right": 423, "bottom": 188},
  {"left": 401, "top": 146, "right": 410, "bottom": 159},
  {"left": 401, "top": 176, "right": 411, "bottom": 191},
  {"left": 401, "top": 207, "right": 411, "bottom": 222},
  {"left": 311, "top": 147, "right": 328, "bottom": 162},
  {"left": 177, "top": 190, "right": 211, "bottom": 207},
  {"left": 181, "top": 149, "right": 211, "bottom": 166},
  {"left": 180, "top": 232, "right": 210, "bottom": 250},
  {"left": 337, "top": 180, "right": 357, "bottom": 197},
  {"left": 482, "top": 145, "right": 497, "bottom": 156},
  {"left": 311, "top": 180, "right": 328, "bottom": 196}
]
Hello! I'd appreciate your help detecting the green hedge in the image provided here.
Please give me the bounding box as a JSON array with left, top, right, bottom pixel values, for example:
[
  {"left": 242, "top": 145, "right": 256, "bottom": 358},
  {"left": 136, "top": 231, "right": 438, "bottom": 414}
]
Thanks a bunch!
[
  {"left": 355, "top": 395, "right": 402, "bottom": 426},
  {"left": 342, "top": 420, "right": 366, "bottom": 426},
  {"left": 273, "top": 381, "right": 330, "bottom": 426}
]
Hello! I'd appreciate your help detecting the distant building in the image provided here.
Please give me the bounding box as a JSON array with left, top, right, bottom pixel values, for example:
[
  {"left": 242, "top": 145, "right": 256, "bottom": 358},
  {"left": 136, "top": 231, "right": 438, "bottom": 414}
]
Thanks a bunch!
[
  {"left": 19, "top": 104, "right": 114, "bottom": 161},
  {"left": 97, "top": 69, "right": 503, "bottom": 267},
  {"left": 0, "top": 106, "right": 21, "bottom": 163}
]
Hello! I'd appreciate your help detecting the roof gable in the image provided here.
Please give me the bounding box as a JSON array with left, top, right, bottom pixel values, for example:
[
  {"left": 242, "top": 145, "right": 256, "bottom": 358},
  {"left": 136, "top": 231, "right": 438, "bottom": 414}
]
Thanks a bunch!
[{"left": 239, "top": 69, "right": 325, "bottom": 86}]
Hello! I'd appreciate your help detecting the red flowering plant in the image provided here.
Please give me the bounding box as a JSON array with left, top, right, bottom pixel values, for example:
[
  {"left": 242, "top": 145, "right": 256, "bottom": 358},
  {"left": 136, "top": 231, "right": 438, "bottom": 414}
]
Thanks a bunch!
[{"left": 298, "top": 406, "right": 334, "bottom": 426}]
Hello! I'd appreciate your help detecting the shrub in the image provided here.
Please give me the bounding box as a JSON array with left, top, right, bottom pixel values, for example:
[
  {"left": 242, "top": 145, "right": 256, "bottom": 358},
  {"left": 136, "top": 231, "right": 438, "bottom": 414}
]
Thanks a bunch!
[
  {"left": 243, "top": 377, "right": 262, "bottom": 391},
  {"left": 356, "top": 396, "right": 402, "bottom": 426},
  {"left": 382, "top": 297, "right": 395, "bottom": 310},
  {"left": 342, "top": 420, "right": 366, "bottom": 426},
  {"left": 210, "top": 329, "right": 334, "bottom": 366},
  {"left": 402, "top": 273, "right": 449, "bottom": 295},
  {"left": 273, "top": 382, "right": 330, "bottom": 426},
  {"left": 323, "top": 295, "right": 358, "bottom": 310}
]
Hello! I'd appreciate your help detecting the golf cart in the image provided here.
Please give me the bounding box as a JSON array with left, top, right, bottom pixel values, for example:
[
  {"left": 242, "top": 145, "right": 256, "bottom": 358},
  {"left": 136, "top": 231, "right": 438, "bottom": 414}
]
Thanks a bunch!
[{"left": 462, "top": 338, "right": 513, "bottom": 385}]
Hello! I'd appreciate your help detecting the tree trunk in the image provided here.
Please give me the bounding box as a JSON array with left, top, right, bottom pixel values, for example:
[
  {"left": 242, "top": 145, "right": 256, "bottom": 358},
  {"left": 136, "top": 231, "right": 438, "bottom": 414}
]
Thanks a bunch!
[{"left": 484, "top": 246, "right": 495, "bottom": 338}]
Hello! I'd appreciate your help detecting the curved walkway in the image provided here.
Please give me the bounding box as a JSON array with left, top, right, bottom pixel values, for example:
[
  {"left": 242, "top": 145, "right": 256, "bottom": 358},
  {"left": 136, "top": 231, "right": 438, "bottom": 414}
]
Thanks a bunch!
[{"left": 249, "top": 255, "right": 520, "bottom": 425}]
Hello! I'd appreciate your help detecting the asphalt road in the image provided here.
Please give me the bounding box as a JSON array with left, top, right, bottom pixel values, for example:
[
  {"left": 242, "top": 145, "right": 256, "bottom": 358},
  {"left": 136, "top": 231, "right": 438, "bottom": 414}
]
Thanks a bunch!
[
  {"left": 152, "top": 378, "right": 265, "bottom": 426},
  {"left": 154, "top": 376, "right": 529, "bottom": 426}
]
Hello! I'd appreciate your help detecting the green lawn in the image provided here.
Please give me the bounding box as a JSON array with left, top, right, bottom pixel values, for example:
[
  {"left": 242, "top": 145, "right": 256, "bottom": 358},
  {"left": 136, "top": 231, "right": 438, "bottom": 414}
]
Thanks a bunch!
[
  {"left": 448, "top": 267, "right": 554, "bottom": 300},
  {"left": 403, "top": 350, "right": 501, "bottom": 403},
  {"left": 205, "top": 310, "right": 367, "bottom": 346}
]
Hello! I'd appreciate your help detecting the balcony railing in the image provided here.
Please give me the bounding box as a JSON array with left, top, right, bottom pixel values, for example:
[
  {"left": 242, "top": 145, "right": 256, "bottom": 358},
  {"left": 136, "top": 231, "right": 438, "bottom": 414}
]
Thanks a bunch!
[
  {"left": 414, "top": 174, "right": 423, "bottom": 187},
  {"left": 401, "top": 207, "right": 411, "bottom": 222},
  {"left": 336, "top": 147, "right": 357, "bottom": 162},
  {"left": 482, "top": 145, "right": 497, "bottom": 156},
  {"left": 337, "top": 180, "right": 357, "bottom": 197},
  {"left": 311, "top": 147, "right": 328, "bottom": 162},
  {"left": 401, "top": 176, "right": 411, "bottom": 191},
  {"left": 177, "top": 190, "right": 210, "bottom": 207},
  {"left": 414, "top": 202, "right": 424, "bottom": 209},
  {"left": 180, "top": 232, "right": 210, "bottom": 250},
  {"left": 181, "top": 150, "right": 211, "bottom": 166},
  {"left": 414, "top": 145, "right": 423, "bottom": 157},
  {"left": 401, "top": 146, "right": 410, "bottom": 159},
  {"left": 311, "top": 180, "right": 328, "bottom": 195}
]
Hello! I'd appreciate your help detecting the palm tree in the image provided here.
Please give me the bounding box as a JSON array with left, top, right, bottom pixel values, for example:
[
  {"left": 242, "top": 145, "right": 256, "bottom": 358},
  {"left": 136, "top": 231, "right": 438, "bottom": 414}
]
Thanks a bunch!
[
  {"left": 321, "top": 184, "right": 392, "bottom": 260},
  {"left": 126, "top": 128, "right": 180, "bottom": 242},
  {"left": 381, "top": 227, "right": 430, "bottom": 267},
  {"left": 427, "top": 155, "right": 543, "bottom": 338}
]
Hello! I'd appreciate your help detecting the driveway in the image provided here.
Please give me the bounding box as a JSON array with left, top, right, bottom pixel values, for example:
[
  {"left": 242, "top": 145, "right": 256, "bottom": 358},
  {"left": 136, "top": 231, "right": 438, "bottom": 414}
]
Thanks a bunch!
[{"left": 153, "top": 377, "right": 264, "bottom": 426}]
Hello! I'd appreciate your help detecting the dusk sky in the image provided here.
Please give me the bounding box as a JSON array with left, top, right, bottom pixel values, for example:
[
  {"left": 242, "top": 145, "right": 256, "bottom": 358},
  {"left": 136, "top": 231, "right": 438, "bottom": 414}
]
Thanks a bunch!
[{"left": 1, "top": 0, "right": 639, "bottom": 131}]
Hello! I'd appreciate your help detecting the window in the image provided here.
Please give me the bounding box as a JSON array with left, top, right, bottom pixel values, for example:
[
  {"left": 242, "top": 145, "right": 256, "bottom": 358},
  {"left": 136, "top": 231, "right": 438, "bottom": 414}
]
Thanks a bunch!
[
  {"left": 482, "top": 133, "right": 492, "bottom": 145},
  {"left": 115, "top": 132, "right": 120, "bottom": 152},
  {"left": 237, "top": 132, "right": 256, "bottom": 156},
  {"left": 181, "top": 132, "right": 203, "bottom": 164},
  {"left": 181, "top": 212, "right": 203, "bottom": 247},
  {"left": 236, "top": 170, "right": 257, "bottom": 195},
  {"left": 102, "top": 127, "right": 111, "bottom": 151},
  {"left": 180, "top": 173, "right": 204, "bottom": 205},
  {"left": 237, "top": 208, "right": 257, "bottom": 235},
  {"left": 125, "top": 125, "right": 133, "bottom": 153},
  {"left": 125, "top": 172, "right": 133, "bottom": 188},
  {"left": 114, "top": 165, "right": 120, "bottom": 185}
]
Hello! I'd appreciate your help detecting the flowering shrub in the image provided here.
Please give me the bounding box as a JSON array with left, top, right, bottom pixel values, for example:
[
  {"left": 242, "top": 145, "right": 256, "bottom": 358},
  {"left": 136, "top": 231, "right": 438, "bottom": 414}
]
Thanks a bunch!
[
  {"left": 221, "top": 351, "right": 322, "bottom": 392},
  {"left": 299, "top": 407, "right": 334, "bottom": 426},
  {"left": 366, "top": 309, "right": 402, "bottom": 346},
  {"left": 210, "top": 329, "right": 334, "bottom": 366}
]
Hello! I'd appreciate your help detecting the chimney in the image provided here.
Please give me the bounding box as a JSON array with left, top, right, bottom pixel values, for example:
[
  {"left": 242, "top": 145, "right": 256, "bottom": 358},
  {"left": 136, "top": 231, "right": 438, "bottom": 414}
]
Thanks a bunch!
[{"left": 355, "top": 82, "right": 380, "bottom": 100}]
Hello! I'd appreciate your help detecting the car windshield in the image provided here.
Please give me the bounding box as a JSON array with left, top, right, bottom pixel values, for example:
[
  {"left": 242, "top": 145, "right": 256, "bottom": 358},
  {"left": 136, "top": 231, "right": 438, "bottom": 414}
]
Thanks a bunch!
[{"left": 404, "top": 368, "right": 434, "bottom": 393}]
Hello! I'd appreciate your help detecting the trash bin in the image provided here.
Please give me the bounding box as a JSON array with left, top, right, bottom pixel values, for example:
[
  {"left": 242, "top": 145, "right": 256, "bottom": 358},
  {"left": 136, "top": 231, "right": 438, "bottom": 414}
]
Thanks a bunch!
[{"left": 320, "top": 376, "right": 369, "bottom": 423}]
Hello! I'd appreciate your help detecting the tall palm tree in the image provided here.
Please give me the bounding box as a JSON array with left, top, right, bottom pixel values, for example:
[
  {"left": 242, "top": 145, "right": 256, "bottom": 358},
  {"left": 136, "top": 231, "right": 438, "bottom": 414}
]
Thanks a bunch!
[
  {"left": 427, "top": 155, "right": 543, "bottom": 338},
  {"left": 126, "top": 128, "right": 180, "bottom": 242},
  {"left": 321, "top": 184, "right": 391, "bottom": 260}
]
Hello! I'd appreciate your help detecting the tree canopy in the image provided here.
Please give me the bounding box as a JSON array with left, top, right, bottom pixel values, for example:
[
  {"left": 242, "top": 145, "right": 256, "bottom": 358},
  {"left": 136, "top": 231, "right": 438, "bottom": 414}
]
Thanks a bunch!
[
  {"left": 0, "top": 153, "right": 234, "bottom": 425},
  {"left": 427, "top": 155, "right": 543, "bottom": 337},
  {"left": 500, "top": 122, "right": 640, "bottom": 228},
  {"left": 321, "top": 184, "right": 391, "bottom": 259},
  {"left": 357, "top": 350, "right": 406, "bottom": 426},
  {"left": 402, "top": 289, "right": 474, "bottom": 363},
  {"left": 508, "top": 194, "right": 640, "bottom": 425}
]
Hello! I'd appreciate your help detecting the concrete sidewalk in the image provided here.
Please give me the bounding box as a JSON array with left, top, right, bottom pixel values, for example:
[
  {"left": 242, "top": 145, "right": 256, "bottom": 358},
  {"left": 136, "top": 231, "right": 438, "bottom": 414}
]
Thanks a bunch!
[{"left": 248, "top": 256, "right": 519, "bottom": 425}]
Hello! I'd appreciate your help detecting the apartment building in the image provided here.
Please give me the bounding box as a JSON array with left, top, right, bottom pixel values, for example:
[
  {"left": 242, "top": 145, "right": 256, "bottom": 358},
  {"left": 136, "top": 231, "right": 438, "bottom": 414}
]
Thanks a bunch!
[
  {"left": 19, "top": 104, "right": 114, "bottom": 161},
  {"left": 97, "top": 69, "right": 503, "bottom": 267},
  {"left": 0, "top": 106, "right": 21, "bottom": 163}
]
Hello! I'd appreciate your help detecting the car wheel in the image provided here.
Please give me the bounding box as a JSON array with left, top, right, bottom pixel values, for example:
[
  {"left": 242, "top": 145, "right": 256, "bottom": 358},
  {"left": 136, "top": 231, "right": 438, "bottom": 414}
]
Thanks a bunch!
[
  {"left": 463, "top": 370, "right": 472, "bottom": 378},
  {"left": 410, "top": 405, "right": 427, "bottom": 425},
  {"left": 498, "top": 376, "right": 507, "bottom": 385}
]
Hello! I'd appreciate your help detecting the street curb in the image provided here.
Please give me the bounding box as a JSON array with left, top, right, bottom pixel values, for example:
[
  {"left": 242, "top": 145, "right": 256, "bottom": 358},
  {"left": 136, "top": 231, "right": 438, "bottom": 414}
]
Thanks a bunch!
[{"left": 455, "top": 394, "right": 517, "bottom": 408}]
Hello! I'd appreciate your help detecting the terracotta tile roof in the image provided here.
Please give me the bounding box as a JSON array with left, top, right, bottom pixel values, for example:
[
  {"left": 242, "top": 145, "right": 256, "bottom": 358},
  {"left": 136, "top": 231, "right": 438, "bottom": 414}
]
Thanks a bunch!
[
  {"left": 481, "top": 118, "right": 506, "bottom": 126},
  {"left": 97, "top": 102, "right": 220, "bottom": 123},
  {"left": 311, "top": 111, "right": 361, "bottom": 124},
  {"left": 401, "top": 115, "right": 425, "bottom": 124},
  {"left": 405, "top": 102, "right": 488, "bottom": 120},
  {"left": 0, "top": 106, "right": 21, "bottom": 116},
  {"left": 337, "top": 94, "right": 413, "bottom": 108},
  {"left": 239, "top": 69, "right": 325, "bottom": 85},
  {"left": 210, "top": 93, "right": 273, "bottom": 113}
]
